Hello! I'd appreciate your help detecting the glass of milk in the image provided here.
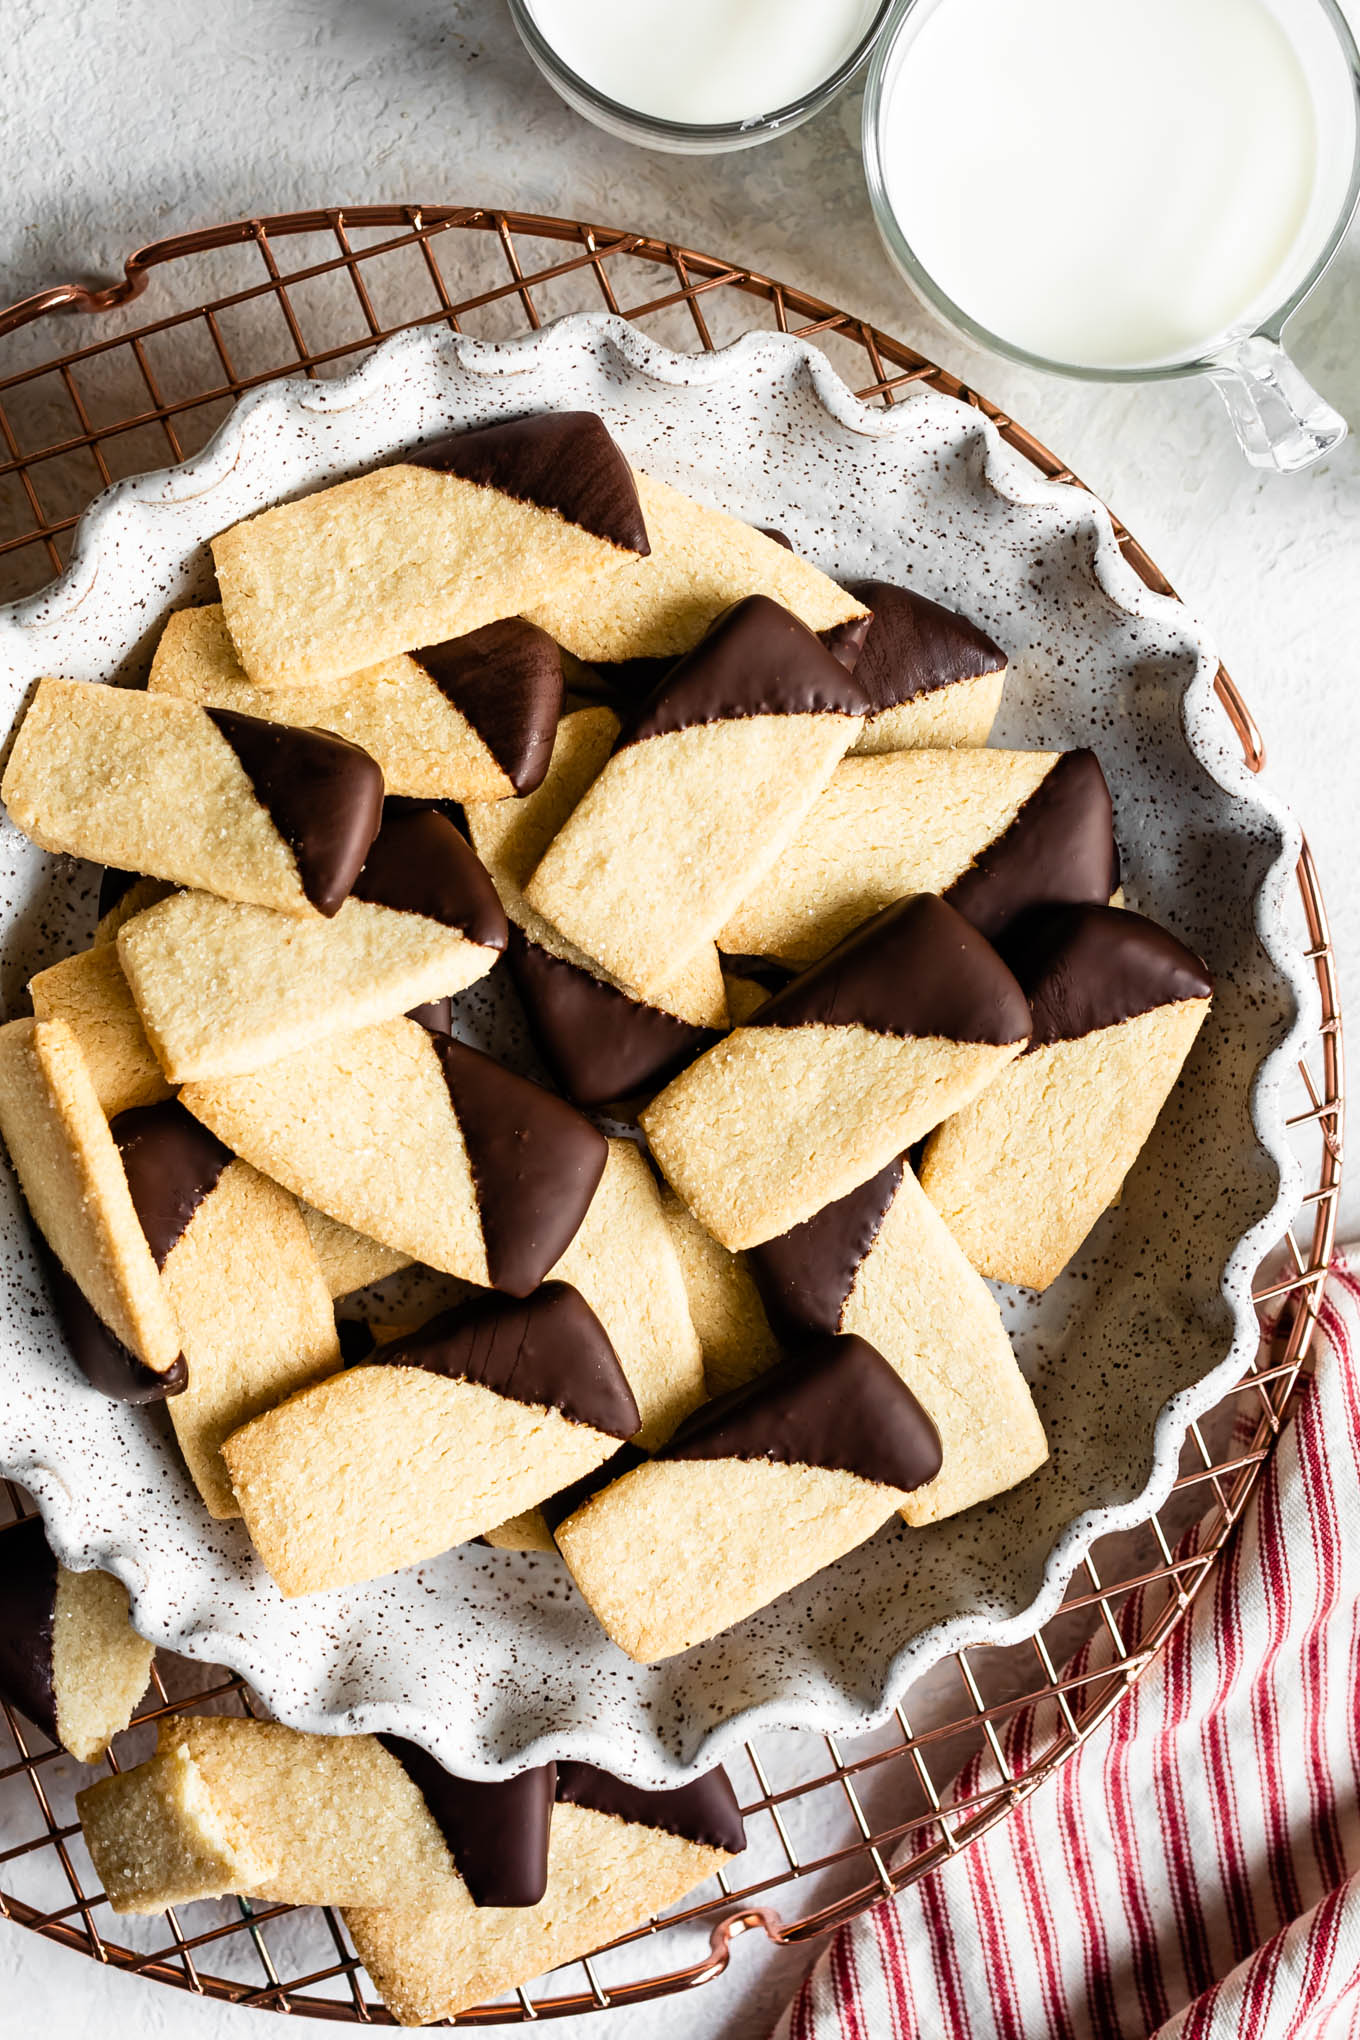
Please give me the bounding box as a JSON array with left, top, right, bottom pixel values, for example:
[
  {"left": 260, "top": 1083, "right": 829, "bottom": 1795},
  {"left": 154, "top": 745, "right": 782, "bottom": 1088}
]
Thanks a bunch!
[
  {"left": 508, "top": 0, "right": 894, "bottom": 151},
  {"left": 863, "top": 0, "right": 1360, "bottom": 471}
]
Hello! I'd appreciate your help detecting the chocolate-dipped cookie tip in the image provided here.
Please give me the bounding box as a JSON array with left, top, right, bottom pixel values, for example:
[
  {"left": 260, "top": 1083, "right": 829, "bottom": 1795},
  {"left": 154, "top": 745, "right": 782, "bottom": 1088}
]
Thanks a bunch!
[
  {"left": 749, "top": 1155, "right": 907, "bottom": 1340},
  {"left": 555, "top": 1758, "right": 746, "bottom": 1856},
  {"left": 508, "top": 930, "right": 719, "bottom": 1108},
  {"left": 46, "top": 1254, "right": 187, "bottom": 1402},
  {"left": 205, "top": 709, "right": 385, "bottom": 917},
  {"left": 0, "top": 1514, "right": 59, "bottom": 1743},
  {"left": 352, "top": 804, "right": 508, "bottom": 952},
  {"left": 408, "top": 411, "right": 649, "bottom": 557},
  {"left": 408, "top": 618, "right": 565, "bottom": 796},
  {"left": 110, "top": 1099, "right": 234, "bottom": 1271},
  {"left": 623, "top": 593, "right": 870, "bottom": 748},
  {"left": 945, "top": 745, "right": 1119, "bottom": 942},
  {"left": 751, "top": 892, "right": 1032, "bottom": 1048},
  {"left": 842, "top": 580, "right": 1006, "bottom": 709},
  {"left": 377, "top": 1736, "right": 557, "bottom": 1908},
  {"left": 1003, "top": 902, "right": 1213, "bottom": 1047},
  {"left": 375, "top": 1281, "right": 641, "bottom": 1439},
  {"left": 662, "top": 1331, "right": 943, "bottom": 1495}
]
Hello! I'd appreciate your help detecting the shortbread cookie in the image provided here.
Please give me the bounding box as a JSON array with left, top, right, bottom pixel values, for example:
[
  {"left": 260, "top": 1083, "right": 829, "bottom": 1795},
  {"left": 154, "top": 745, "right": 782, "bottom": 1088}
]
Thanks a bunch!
[
  {"left": 719, "top": 747, "right": 1118, "bottom": 965},
  {"left": 213, "top": 411, "right": 649, "bottom": 689},
  {"left": 525, "top": 467, "right": 867, "bottom": 664},
  {"left": 3, "top": 680, "right": 384, "bottom": 917},
  {"left": 222, "top": 1284, "right": 640, "bottom": 1594},
  {"left": 77, "top": 1714, "right": 504, "bottom": 1912},
  {"left": 481, "top": 1439, "right": 652, "bottom": 1554},
  {"left": 921, "top": 904, "right": 1213, "bottom": 1289},
  {"left": 109, "top": 1100, "right": 341, "bottom": 1515},
  {"left": 557, "top": 1334, "right": 942, "bottom": 1661},
  {"left": 28, "top": 945, "right": 171, "bottom": 1117},
  {"left": 93, "top": 870, "right": 176, "bottom": 945},
  {"left": 660, "top": 1188, "right": 779, "bottom": 1398},
  {"left": 0, "top": 1017, "right": 183, "bottom": 1389},
  {"left": 300, "top": 1204, "right": 413, "bottom": 1298},
  {"left": 118, "top": 807, "right": 507, "bottom": 1082},
  {"left": 345, "top": 1760, "right": 744, "bottom": 2026},
  {"left": 181, "top": 1018, "right": 606, "bottom": 1292},
  {"left": 525, "top": 597, "right": 869, "bottom": 1000},
  {"left": 641, "top": 894, "right": 1031, "bottom": 1250},
  {"left": 0, "top": 1516, "right": 153, "bottom": 1762},
  {"left": 839, "top": 581, "right": 1006, "bottom": 754},
  {"left": 750, "top": 1157, "right": 1047, "bottom": 1524},
  {"left": 466, "top": 706, "right": 725, "bottom": 1099},
  {"left": 551, "top": 1140, "right": 706, "bottom": 1448},
  {"left": 149, "top": 604, "right": 564, "bottom": 800}
]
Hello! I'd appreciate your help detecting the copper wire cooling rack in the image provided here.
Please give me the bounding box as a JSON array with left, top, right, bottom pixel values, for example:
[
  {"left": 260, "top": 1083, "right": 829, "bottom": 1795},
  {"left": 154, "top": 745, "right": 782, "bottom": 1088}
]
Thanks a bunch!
[{"left": 0, "top": 207, "right": 1344, "bottom": 2023}]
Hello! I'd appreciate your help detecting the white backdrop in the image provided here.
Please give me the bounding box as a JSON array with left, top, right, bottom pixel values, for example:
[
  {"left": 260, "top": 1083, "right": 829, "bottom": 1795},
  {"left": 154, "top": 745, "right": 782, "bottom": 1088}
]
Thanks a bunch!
[{"left": 1, "top": 1, "right": 1357, "bottom": 2032}]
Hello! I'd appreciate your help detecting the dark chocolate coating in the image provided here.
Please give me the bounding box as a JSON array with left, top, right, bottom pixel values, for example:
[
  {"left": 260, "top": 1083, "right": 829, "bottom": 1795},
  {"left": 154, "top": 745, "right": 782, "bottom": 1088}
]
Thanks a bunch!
[
  {"left": 378, "top": 1736, "right": 556, "bottom": 1907},
  {"left": 375, "top": 1282, "right": 640, "bottom": 1438},
  {"left": 541, "top": 1442, "right": 650, "bottom": 1534},
  {"left": 430, "top": 1036, "right": 608, "bottom": 1296},
  {"left": 749, "top": 1157, "right": 905, "bottom": 1340},
  {"left": 45, "top": 1254, "right": 187, "bottom": 1401},
  {"left": 508, "top": 929, "right": 718, "bottom": 1108},
  {"left": 945, "top": 749, "right": 1119, "bottom": 944},
  {"left": 820, "top": 612, "right": 873, "bottom": 672},
  {"left": 205, "top": 708, "right": 384, "bottom": 917},
  {"left": 1002, "top": 903, "right": 1213, "bottom": 1048},
  {"left": 409, "top": 620, "right": 564, "bottom": 795},
  {"left": 0, "top": 1515, "right": 60, "bottom": 1744},
  {"left": 407, "top": 411, "right": 649, "bottom": 556},
  {"left": 717, "top": 952, "right": 796, "bottom": 994},
  {"left": 555, "top": 1760, "right": 746, "bottom": 1856},
  {"left": 111, "top": 1101, "right": 234, "bottom": 1269},
  {"left": 749, "top": 893, "right": 1031, "bottom": 1047},
  {"left": 351, "top": 805, "right": 507, "bottom": 950},
  {"left": 662, "top": 1333, "right": 941, "bottom": 1494},
  {"left": 406, "top": 995, "right": 453, "bottom": 1034},
  {"left": 620, "top": 595, "right": 869, "bottom": 749},
  {"left": 96, "top": 867, "right": 139, "bottom": 920},
  {"left": 759, "top": 527, "right": 793, "bottom": 550},
  {"left": 841, "top": 581, "right": 1006, "bottom": 711},
  {"left": 336, "top": 1317, "right": 378, "bottom": 1367}
]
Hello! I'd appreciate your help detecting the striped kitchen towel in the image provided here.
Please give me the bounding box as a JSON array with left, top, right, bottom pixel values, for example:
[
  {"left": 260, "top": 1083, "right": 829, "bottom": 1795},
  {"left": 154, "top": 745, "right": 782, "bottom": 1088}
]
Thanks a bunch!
[{"left": 773, "top": 1252, "right": 1360, "bottom": 2040}]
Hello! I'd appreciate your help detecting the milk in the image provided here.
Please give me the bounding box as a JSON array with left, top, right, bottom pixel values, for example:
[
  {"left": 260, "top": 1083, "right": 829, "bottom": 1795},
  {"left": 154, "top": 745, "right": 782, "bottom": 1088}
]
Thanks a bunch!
[
  {"left": 526, "top": 0, "right": 881, "bottom": 126},
  {"left": 877, "top": 0, "right": 1353, "bottom": 370}
]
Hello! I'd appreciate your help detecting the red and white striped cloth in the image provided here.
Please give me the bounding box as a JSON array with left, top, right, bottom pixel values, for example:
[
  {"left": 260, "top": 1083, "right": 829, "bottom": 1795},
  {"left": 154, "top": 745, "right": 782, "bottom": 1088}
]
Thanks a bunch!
[{"left": 773, "top": 1252, "right": 1360, "bottom": 2040}]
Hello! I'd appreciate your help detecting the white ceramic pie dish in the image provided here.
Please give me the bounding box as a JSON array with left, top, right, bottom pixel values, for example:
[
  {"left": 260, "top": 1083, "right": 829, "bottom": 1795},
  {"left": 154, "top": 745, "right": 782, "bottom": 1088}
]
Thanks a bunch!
[{"left": 0, "top": 313, "right": 1310, "bottom": 1786}]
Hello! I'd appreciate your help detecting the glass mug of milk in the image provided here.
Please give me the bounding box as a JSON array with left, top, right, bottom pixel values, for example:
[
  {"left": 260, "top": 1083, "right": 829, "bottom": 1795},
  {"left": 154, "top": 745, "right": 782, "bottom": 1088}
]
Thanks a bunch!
[
  {"left": 508, "top": 0, "right": 894, "bottom": 150},
  {"left": 863, "top": 0, "right": 1360, "bottom": 472}
]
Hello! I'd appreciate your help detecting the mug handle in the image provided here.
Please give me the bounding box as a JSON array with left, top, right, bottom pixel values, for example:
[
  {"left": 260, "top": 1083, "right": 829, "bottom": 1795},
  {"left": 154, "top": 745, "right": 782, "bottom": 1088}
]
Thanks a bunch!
[{"left": 1205, "top": 333, "right": 1348, "bottom": 474}]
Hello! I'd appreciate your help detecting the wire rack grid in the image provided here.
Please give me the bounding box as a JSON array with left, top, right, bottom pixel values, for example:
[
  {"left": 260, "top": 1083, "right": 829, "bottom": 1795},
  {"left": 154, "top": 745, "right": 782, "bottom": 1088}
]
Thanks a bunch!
[{"left": 0, "top": 206, "right": 1344, "bottom": 2023}]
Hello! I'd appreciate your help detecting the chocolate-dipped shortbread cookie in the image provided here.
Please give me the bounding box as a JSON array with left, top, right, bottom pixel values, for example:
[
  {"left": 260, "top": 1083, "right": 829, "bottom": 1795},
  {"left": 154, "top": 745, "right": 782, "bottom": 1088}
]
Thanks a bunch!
[
  {"left": 3, "top": 680, "right": 384, "bottom": 918},
  {"left": 465, "top": 706, "right": 726, "bottom": 1104},
  {"left": 557, "top": 1333, "right": 942, "bottom": 1661},
  {"left": 150, "top": 605, "right": 563, "bottom": 801},
  {"left": 750, "top": 1157, "right": 1047, "bottom": 1524},
  {"left": 221, "top": 1285, "right": 640, "bottom": 1595},
  {"left": 78, "top": 1714, "right": 527, "bottom": 1912},
  {"left": 346, "top": 1759, "right": 745, "bottom": 2027},
  {"left": 0, "top": 1515, "right": 153, "bottom": 1762},
  {"left": 641, "top": 894, "right": 1031, "bottom": 1251},
  {"left": 109, "top": 1100, "right": 341, "bottom": 1516},
  {"left": 0, "top": 1017, "right": 183, "bottom": 1392},
  {"left": 180, "top": 1018, "right": 606, "bottom": 1292},
  {"left": 525, "top": 467, "right": 868, "bottom": 666},
  {"left": 525, "top": 597, "right": 869, "bottom": 1001},
  {"left": 212, "top": 411, "right": 649, "bottom": 689},
  {"left": 719, "top": 747, "right": 1118, "bottom": 966},
  {"left": 921, "top": 904, "right": 1213, "bottom": 1289},
  {"left": 117, "top": 807, "right": 507, "bottom": 1082},
  {"left": 839, "top": 581, "right": 1007, "bottom": 754},
  {"left": 28, "top": 945, "right": 172, "bottom": 1118}
]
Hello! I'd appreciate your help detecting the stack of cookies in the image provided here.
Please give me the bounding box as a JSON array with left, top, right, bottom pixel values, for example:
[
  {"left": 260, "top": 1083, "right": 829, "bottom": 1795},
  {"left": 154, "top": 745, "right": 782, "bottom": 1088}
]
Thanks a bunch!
[{"left": 0, "top": 408, "right": 1214, "bottom": 2022}]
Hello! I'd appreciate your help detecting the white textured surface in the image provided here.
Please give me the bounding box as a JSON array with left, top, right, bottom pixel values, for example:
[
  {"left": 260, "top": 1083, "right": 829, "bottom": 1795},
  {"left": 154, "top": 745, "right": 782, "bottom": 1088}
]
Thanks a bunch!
[{"left": 1, "top": 0, "right": 1356, "bottom": 2033}]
